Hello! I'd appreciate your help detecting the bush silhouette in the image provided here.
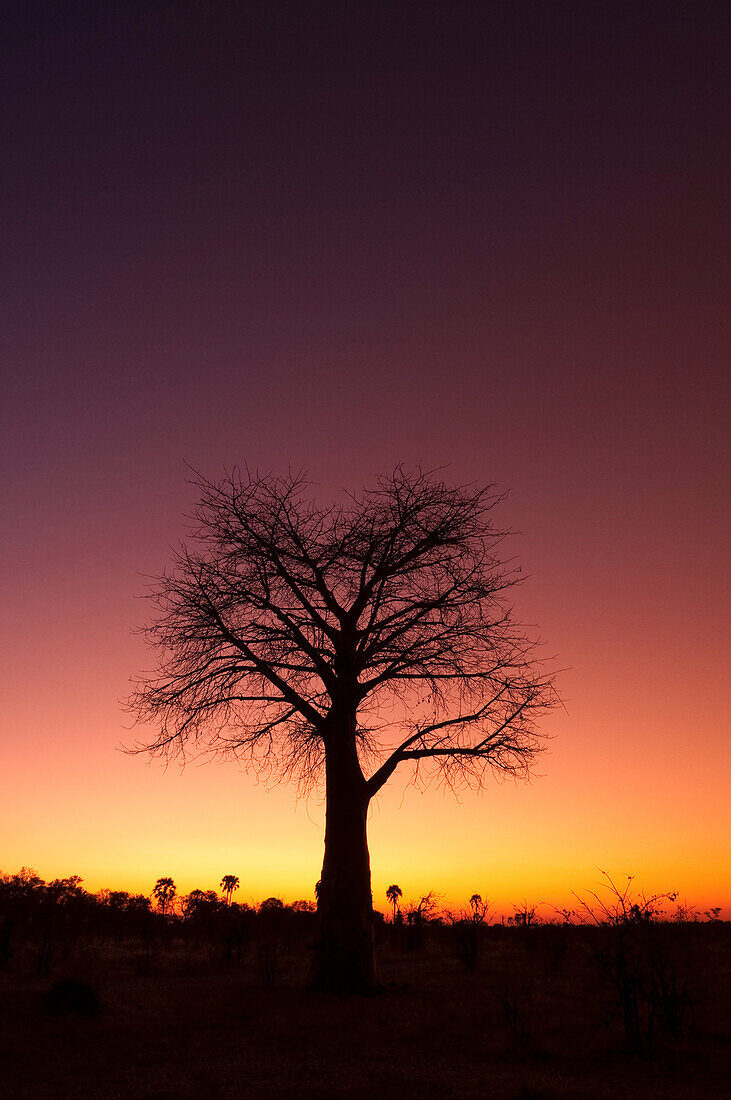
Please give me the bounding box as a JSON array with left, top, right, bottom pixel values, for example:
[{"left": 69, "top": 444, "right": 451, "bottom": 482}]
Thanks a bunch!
[{"left": 44, "top": 977, "right": 101, "bottom": 1016}]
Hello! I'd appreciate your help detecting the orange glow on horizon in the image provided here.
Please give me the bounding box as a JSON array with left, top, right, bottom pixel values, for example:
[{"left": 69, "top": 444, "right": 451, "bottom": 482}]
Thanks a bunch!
[
  {"left": 4, "top": 535, "right": 728, "bottom": 922},
  {"left": 3, "top": 650, "right": 729, "bottom": 920}
]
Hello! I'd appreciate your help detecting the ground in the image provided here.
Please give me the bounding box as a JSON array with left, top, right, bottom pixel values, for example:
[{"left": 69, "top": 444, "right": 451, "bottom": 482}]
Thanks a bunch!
[{"left": 1, "top": 925, "right": 728, "bottom": 1098}]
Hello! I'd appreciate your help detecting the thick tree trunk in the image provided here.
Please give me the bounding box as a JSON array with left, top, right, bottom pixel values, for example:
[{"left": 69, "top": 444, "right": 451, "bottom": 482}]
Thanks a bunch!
[{"left": 311, "top": 715, "right": 378, "bottom": 992}]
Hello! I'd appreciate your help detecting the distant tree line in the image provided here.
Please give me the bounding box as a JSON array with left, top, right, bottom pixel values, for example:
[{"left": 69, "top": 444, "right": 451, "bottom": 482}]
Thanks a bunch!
[
  {"left": 2, "top": 867, "right": 722, "bottom": 978},
  {"left": 0, "top": 867, "right": 319, "bottom": 977}
]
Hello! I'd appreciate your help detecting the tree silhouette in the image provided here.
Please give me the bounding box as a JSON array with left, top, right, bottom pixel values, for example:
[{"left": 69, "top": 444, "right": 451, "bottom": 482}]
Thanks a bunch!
[
  {"left": 386, "top": 884, "right": 402, "bottom": 923},
  {"left": 469, "top": 893, "right": 489, "bottom": 923},
  {"left": 130, "top": 466, "right": 557, "bottom": 990},
  {"left": 220, "top": 874, "right": 240, "bottom": 905},
  {"left": 152, "top": 877, "right": 176, "bottom": 916}
]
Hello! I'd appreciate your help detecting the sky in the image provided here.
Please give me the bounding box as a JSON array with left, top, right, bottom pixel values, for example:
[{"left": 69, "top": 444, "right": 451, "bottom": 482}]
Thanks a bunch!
[{"left": 2, "top": 1, "right": 729, "bottom": 916}]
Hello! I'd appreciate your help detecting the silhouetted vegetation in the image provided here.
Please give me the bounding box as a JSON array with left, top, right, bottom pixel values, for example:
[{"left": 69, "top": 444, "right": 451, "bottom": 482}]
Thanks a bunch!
[
  {"left": 559, "top": 871, "right": 699, "bottom": 1053},
  {"left": 385, "top": 884, "right": 402, "bottom": 924},
  {"left": 129, "top": 467, "right": 558, "bottom": 991},
  {"left": 449, "top": 893, "right": 491, "bottom": 971},
  {"left": 0, "top": 868, "right": 728, "bottom": 1097},
  {"left": 43, "top": 977, "right": 101, "bottom": 1016}
]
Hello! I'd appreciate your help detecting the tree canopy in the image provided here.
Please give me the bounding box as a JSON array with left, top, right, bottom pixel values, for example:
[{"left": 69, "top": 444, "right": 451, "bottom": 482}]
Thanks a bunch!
[{"left": 129, "top": 466, "right": 556, "bottom": 793}]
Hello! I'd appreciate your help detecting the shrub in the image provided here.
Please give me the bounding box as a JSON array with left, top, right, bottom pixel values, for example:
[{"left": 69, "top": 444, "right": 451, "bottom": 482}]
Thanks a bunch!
[
  {"left": 43, "top": 978, "right": 101, "bottom": 1016},
  {"left": 449, "top": 894, "right": 490, "bottom": 971},
  {"left": 572, "top": 871, "right": 692, "bottom": 1052}
]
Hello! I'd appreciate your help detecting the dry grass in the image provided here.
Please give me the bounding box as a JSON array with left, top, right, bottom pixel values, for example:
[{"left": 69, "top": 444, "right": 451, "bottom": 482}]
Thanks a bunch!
[{"left": 1, "top": 925, "right": 728, "bottom": 1099}]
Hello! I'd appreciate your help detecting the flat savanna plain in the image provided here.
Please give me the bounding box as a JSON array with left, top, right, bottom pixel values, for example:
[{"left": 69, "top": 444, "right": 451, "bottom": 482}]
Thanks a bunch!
[{"left": 1, "top": 924, "right": 729, "bottom": 1099}]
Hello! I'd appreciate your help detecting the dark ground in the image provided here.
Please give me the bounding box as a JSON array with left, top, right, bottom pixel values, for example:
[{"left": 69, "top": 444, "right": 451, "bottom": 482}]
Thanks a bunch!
[{"left": 1, "top": 924, "right": 729, "bottom": 1099}]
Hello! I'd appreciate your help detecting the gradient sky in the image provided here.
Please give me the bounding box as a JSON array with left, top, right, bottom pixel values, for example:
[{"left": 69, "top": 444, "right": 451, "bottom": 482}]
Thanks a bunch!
[{"left": 2, "top": 2, "right": 729, "bottom": 916}]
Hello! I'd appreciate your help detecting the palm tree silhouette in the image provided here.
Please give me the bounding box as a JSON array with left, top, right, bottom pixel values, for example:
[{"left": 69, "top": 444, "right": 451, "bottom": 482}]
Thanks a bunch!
[
  {"left": 220, "top": 874, "right": 240, "bottom": 906},
  {"left": 152, "top": 877, "right": 176, "bottom": 916},
  {"left": 386, "top": 884, "right": 402, "bottom": 923}
]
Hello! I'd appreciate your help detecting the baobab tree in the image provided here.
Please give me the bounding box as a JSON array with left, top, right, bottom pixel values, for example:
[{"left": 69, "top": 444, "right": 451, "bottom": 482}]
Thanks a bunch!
[
  {"left": 220, "top": 874, "right": 240, "bottom": 905},
  {"left": 129, "top": 466, "right": 557, "bottom": 991}
]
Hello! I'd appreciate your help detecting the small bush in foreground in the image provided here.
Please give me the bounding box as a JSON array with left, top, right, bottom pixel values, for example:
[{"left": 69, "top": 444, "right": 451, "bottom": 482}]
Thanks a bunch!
[{"left": 43, "top": 977, "right": 101, "bottom": 1016}]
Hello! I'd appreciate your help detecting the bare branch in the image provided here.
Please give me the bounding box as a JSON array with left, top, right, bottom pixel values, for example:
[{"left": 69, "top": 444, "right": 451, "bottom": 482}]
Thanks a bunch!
[{"left": 129, "top": 465, "right": 558, "bottom": 795}]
